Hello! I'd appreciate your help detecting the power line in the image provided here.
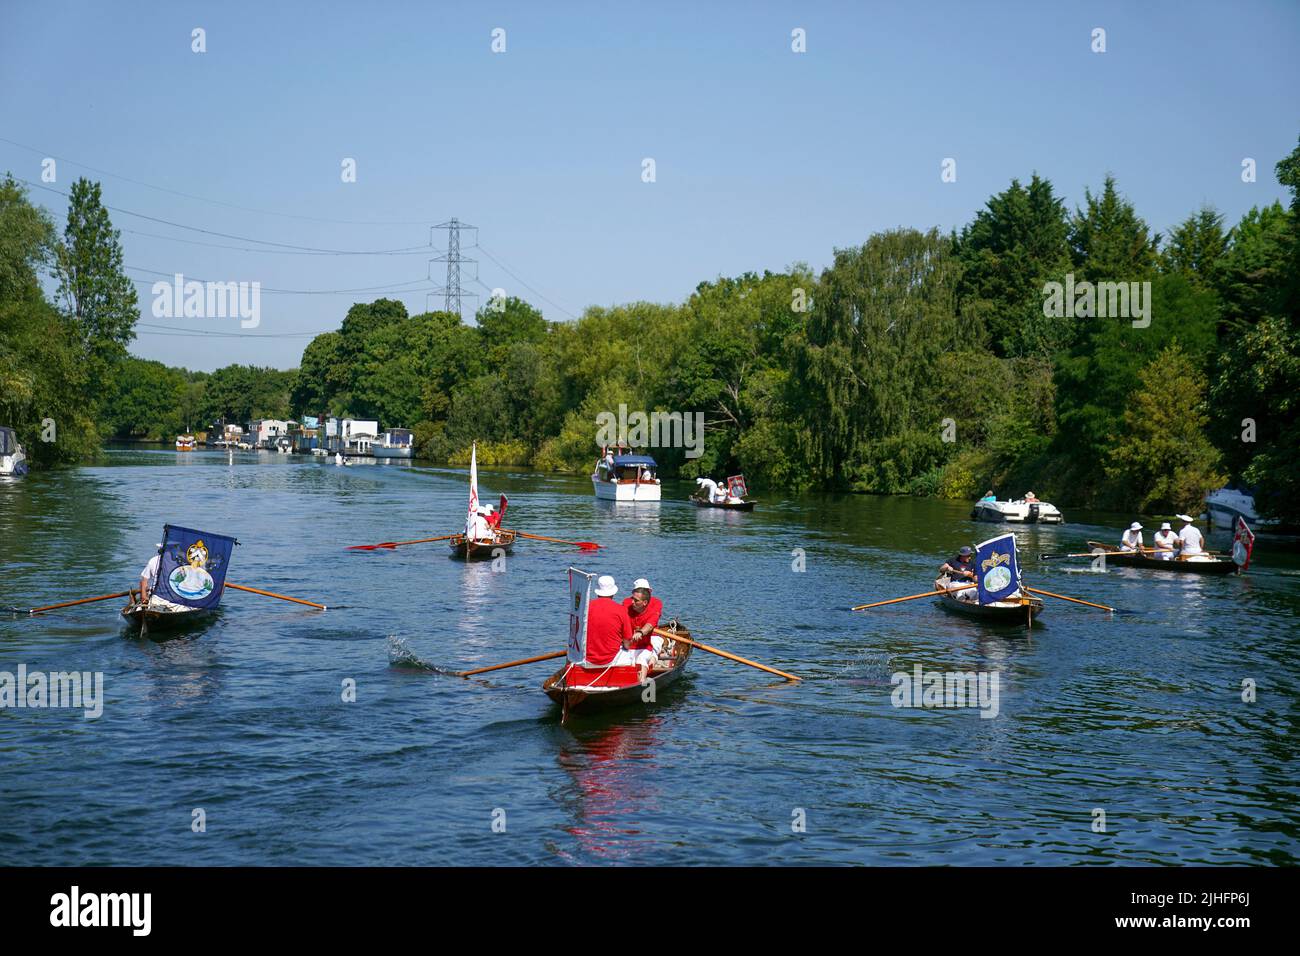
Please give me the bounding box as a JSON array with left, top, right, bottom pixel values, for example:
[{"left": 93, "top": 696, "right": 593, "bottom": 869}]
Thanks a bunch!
[
  {"left": 120, "top": 227, "right": 450, "bottom": 257},
  {"left": 0, "top": 135, "right": 437, "bottom": 226},
  {"left": 475, "top": 242, "right": 580, "bottom": 320},
  {"left": 126, "top": 268, "right": 435, "bottom": 296},
  {"left": 16, "top": 178, "right": 430, "bottom": 255}
]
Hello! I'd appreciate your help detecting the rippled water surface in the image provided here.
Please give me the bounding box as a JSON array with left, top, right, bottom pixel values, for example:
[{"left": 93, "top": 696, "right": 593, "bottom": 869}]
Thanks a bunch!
[{"left": 1, "top": 450, "right": 1297, "bottom": 865}]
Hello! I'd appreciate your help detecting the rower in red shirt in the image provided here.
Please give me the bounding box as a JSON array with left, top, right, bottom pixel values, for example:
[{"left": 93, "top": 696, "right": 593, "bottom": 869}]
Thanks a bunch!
[
  {"left": 623, "top": 577, "right": 664, "bottom": 652},
  {"left": 585, "top": 575, "right": 656, "bottom": 679}
]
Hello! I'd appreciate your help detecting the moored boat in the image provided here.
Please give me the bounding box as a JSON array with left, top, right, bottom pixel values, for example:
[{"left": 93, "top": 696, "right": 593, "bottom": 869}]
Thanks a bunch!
[
  {"left": 543, "top": 624, "right": 692, "bottom": 716},
  {"left": 175, "top": 434, "right": 196, "bottom": 451},
  {"left": 448, "top": 529, "right": 516, "bottom": 560},
  {"left": 935, "top": 587, "right": 1044, "bottom": 624},
  {"left": 0, "top": 426, "right": 28, "bottom": 477},
  {"left": 1085, "top": 541, "right": 1239, "bottom": 575},
  {"left": 373, "top": 428, "right": 415, "bottom": 459}
]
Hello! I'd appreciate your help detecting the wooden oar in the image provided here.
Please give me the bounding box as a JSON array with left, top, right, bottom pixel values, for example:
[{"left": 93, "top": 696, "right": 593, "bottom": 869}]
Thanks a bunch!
[
  {"left": 226, "top": 583, "right": 327, "bottom": 610},
  {"left": 15, "top": 590, "right": 133, "bottom": 615},
  {"left": 851, "top": 583, "right": 975, "bottom": 611},
  {"left": 506, "top": 530, "right": 601, "bottom": 550},
  {"left": 454, "top": 649, "right": 568, "bottom": 678},
  {"left": 1024, "top": 586, "right": 1114, "bottom": 613},
  {"left": 652, "top": 627, "right": 800, "bottom": 682},
  {"left": 347, "top": 533, "right": 456, "bottom": 551}
]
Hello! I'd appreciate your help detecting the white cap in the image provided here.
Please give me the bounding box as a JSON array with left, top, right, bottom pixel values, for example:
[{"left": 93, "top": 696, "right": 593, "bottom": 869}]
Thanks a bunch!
[
  {"left": 482, "top": 504, "right": 494, "bottom": 513},
  {"left": 1129, "top": 522, "right": 1143, "bottom": 531},
  {"left": 155, "top": 543, "right": 163, "bottom": 550},
  {"left": 595, "top": 575, "right": 618, "bottom": 597},
  {"left": 1160, "top": 522, "right": 1171, "bottom": 530},
  {"left": 1176, "top": 514, "right": 1194, "bottom": 523},
  {"left": 632, "top": 578, "right": 651, "bottom": 591}
]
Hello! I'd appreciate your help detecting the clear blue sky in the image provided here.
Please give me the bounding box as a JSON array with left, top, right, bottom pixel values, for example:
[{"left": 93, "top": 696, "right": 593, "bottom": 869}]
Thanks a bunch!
[{"left": 2, "top": 0, "right": 1297, "bottom": 371}]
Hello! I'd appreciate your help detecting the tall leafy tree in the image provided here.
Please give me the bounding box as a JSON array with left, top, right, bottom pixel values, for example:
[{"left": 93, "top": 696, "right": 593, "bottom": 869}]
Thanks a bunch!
[
  {"left": 1161, "top": 206, "right": 1227, "bottom": 288},
  {"left": 1069, "top": 175, "right": 1159, "bottom": 280}
]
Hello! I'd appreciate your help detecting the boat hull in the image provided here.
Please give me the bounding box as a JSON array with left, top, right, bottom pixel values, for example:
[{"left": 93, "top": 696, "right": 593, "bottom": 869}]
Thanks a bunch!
[
  {"left": 1085, "top": 542, "right": 1239, "bottom": 575},
  {"left": 448, "top": 530, "right": 516, "bottom": 560},
  {"left": 936, "top": 589, "right": 1044, "bottom": 624},
  {"left": 543, "top": 627, "right": 692, "bottom": 716},
  {"left": 372, "top": 446, "right": 413, "bottom": 459},
  {"left": 690, "top": 496, "right": 755, "bottom": 511},
  {"left": 121, "top": 602, "right": 215, "bottom": 636},
  {"left": 592, "top": 477, "right": 662, "bottom": 501}
]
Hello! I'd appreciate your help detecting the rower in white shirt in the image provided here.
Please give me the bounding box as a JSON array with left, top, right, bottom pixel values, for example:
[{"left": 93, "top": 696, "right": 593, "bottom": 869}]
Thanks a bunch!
[
  {"left": 1174, "top": 513, "right": 1206, "bottom": 558},
  {"left": 1120, "top": 522, "right": 1143, "bottom": 552},
  {"left": 1152, "top": 522, "right": 1177, "bottom": 560}
]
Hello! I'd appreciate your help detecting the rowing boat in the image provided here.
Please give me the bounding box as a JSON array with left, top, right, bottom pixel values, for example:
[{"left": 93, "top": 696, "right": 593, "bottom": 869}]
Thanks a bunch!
[
  {"left": 1085, "top": 541, "right": 1238, "bottom": 575},
  {"left": 690, "top": 495, "right": 756, "bottom": 511},
  {"left": 543, "top": 624, "right": 693, "bottom": 717},
  {"left": 448, "top": 529, "right": 516, "bottom": 560},
  {"left": 935, "top": 587, "right": 1045, "bottom": 624},
  {"left": 120, "top": 597, "right": 215, "bottom": 636}
]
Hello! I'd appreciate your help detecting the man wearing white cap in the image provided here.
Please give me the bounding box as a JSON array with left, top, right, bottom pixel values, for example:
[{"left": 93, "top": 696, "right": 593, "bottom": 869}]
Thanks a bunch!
[
  {"left": 1120, "top": 522, "right": 1144, "bottom": 552},
  {"left": 623, "top": 578, "right": 664, "bottom": 655},
  {"left": 584, "top": 575, "right": 656, "bottom": 677},
  {"left": 140, "top": 543, "right": 164, "bottom": 603},
  {"left": 1175, "top": 514, "right": 1205, "bottom": 558},
  {"left": 1152, "top": 522, "right": 1177, "bottom": 560}
]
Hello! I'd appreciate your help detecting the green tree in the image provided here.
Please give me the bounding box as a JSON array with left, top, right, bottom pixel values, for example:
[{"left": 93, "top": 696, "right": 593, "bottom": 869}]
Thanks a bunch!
[
  {"left": 1105, "top": 344, "right": 1225, "bottom": 512},
  {"left": 1161, "top": 206, "right": 1227, "bottom": 288},
  {"left": 1069, "top": 175, "right": 1159, "bottom": 280}
]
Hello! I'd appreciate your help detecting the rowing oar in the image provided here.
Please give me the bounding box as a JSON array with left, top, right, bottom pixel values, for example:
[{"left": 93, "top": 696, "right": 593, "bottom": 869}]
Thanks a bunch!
[
  {"left": 453, "top": 649, "right": 568, "bottom": 678},
  {"left": 506, "top": 530, "right": 601, "bottom": 551},
  {"left": 652, "top": 628, "right": 800, "bottom": 682},
  {"left": 346, "top": 534, "right": 456, "bottom": 551},
  {"left": 1024, "top": 586, "right": 1114, "bottom": 613},
  {"left": 9, "top": 591, "right": 133, "bottom": 615},
  {"left": 850, "top": 583, "right": 975, "bottom": 611},
  {"left": 226, "top": 583, "right": 327, "bottom": 610},
  {"left": 1040, "top": 548, "right": 1224, "bottom": 560}
]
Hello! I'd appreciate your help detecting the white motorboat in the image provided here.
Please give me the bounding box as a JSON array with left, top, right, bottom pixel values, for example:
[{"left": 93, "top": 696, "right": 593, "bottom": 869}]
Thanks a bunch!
[
  {"left": 1205, "top": 486, "right": 1279, "bottom": 530},
  {"left": 0, "top": 426, "right": 28, "bottom": 477},
  {"left": 971, "top": 495, "right": 1064, "bottom": 524},
  {"left": 592, "top": 450, "right": 661, "bottom": 501}
]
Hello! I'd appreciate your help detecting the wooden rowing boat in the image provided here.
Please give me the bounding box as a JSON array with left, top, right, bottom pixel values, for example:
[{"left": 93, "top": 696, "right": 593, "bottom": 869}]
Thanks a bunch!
[
  {"left": 448, "top": 529, "right": 516, "bottom": 560},
  {"left": 690, "top": 495, "right": 756, "bottom": 511},
  {"left": 935, "top": 588, "right": 1045, "bottom": 624},
  {"left": 120, "top": 598, "right": 215, "bottom": 636},
  {"left": 543, "top": 624, "right": 693, "bottom": 717},
  {"left": 1085, "top": 541, "right": 1238, "bottom": 575}
]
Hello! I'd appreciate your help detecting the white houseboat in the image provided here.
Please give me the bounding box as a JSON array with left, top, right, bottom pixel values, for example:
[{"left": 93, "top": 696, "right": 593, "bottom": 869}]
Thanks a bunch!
[
  {"left": 971, "top": 493, "right": 1064, "bottom": 524},
  {"left": 373, "top": 428, "right": 414, "bottom": 459},
  {"left": 592, "top": 448, "right": 661, "bottom": 501}
]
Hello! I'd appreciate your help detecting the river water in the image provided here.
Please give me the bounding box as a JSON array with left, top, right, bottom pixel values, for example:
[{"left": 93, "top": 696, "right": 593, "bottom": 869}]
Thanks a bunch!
[{"left": 1, "top": 449, "right": 1297, "bottom": 865}]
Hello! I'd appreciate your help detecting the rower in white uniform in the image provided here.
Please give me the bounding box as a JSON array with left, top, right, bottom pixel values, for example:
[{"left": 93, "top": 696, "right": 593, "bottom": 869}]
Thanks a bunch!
[
  {"left": 1174, "top": 513, "right": 1206, "bottom": 559},
  {"left": 1120, "top": 522, "right": 1143, "bottom": 552},
  {"left": 1152, "top": 522, "right": 1177, "bottom": 560}
]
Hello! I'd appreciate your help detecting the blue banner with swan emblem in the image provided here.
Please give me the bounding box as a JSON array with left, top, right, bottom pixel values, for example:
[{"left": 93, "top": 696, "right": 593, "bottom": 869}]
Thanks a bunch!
[
  {"left": 975, "top": 532, "right": 1020, "bottom": 605},
  {"left": 152, "top": 525, "right": 238, "bottom": 609}
]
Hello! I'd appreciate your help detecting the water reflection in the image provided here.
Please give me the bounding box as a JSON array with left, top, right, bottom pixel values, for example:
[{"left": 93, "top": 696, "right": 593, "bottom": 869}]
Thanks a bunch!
[{"left": 556, "top": 717, "right": 664, "bottom": 861}]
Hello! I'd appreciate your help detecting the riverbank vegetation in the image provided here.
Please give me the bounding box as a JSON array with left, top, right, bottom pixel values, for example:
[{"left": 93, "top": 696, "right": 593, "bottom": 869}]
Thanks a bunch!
[{"left": 3, "top": 135, "right": 1297, "bottom": 521}]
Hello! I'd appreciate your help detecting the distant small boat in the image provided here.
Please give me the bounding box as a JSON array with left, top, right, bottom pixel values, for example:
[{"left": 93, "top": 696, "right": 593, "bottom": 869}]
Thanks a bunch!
[
  {"left": 0, "top": 426, "right": 28, "bottom": 477},
  {"left": 448, "top": 529, "right": 516, "bottom": 560},
  {"left": 373, "top": 429, "right": 415, "bottom": 459},
  {"left": 592, "top": 449, "right": 661, "bottom": 501},
  {"left": 175, "top": 434, "right": 196, "bottom": 451},
  {"left": 971, "top": 496, "right": 1063, "bottom": 524},
  {"left": 691, "top": 496, "right": 755, "bottom": 511}
]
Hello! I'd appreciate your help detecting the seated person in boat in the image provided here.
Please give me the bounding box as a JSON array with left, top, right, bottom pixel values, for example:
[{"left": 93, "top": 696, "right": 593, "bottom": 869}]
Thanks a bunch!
[
  {"left": 139, "top": 543, "right": 164, "bottom": 604},
  {"left": 624, "top": 578, "right": 666, "bottom": 655},
  {"left": 481, "top": 503, "right": 501, "bottom": 531},
  {"left": 980, "top": 489, "right": 997, "bottom": 502},
  {"left": 936, "top": 546, "right": 978, "bottom": 601},
  {"left": 1023, "top": 490, "right": 1039, "bottom": 503},
  {"left": 586, "top": 575, "right": 656, "bottom": 679},
  {"left": 468, "top": 507, "right": 494, "bottom": 542},
  {"left": 1175, "top": 513, "right": 1206, "bottom": 558},
  {"left": 1152, "top": 522, "right": 1177, "bottom": 560},
  {"left": 1120, "top": 522, "right": 1144, "bottom": 552}
]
